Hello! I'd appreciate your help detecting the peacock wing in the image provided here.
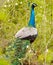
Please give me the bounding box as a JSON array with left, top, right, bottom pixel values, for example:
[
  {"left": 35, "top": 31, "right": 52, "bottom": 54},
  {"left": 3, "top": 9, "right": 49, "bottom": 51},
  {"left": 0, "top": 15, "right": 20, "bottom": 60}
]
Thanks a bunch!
[{"left": 15, "top": 27, "right": 38, "bottom": 39}]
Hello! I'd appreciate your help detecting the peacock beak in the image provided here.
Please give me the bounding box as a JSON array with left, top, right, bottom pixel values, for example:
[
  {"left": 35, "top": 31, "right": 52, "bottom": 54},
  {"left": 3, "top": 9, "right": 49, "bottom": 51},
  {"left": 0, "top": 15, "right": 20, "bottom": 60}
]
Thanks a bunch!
[
  {"left": 32, "top": 3, "right": 38, "bottom": 7},
  {"left": 35, "top": 4, "right": 38, "bottom": 7}
]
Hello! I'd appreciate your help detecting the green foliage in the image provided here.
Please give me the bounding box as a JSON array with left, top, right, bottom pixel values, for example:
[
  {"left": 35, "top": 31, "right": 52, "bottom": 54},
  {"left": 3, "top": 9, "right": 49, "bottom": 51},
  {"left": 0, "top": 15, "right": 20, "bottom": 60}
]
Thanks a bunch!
[
  {"left": 0, "top": 0, "right": 53, "bottom": 65},
  {"left": 0, "top": 57, "right": 10, "bottom": 65}
]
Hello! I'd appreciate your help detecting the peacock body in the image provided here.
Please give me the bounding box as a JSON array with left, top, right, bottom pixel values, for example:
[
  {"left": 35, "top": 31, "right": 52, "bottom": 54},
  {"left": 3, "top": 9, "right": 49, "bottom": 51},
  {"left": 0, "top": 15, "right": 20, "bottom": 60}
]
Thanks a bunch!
[
  {"left": 15, "top": 27, "right": 37, "bottom": 43},
  {"left": 15, "top": 3, "right": 38, "bottom": 43}
]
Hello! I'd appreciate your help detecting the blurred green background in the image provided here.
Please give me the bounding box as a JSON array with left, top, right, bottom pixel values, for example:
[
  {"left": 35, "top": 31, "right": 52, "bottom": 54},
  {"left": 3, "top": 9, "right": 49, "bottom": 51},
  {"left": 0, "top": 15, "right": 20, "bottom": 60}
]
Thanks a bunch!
[{"left": 0, "top": 0, "right": 53, "bottom": 65}]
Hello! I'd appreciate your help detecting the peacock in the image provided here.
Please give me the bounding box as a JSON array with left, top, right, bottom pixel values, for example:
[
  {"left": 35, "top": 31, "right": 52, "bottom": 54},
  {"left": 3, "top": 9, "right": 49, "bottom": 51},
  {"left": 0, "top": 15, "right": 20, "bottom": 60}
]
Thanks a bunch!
[
  {"left": 15, "top": 3, "right": 38, "bottom": 43},
  {"left": 5, "top": 3, "right": 38, "bottom": 65}
]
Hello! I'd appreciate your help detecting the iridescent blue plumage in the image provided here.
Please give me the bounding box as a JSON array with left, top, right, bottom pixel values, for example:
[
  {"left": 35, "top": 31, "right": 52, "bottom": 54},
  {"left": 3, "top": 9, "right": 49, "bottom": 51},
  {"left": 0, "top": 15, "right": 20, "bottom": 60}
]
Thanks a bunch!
[{"left": 28, "top": 6, "right": 36, "bottom": 27}]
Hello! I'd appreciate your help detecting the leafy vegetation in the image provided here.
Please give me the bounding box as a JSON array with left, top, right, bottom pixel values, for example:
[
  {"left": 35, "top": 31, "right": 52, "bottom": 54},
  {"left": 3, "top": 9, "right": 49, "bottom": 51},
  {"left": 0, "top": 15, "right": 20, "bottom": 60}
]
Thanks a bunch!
[{"left": 0, "top": 0, "right": 53, "bottom": 65}]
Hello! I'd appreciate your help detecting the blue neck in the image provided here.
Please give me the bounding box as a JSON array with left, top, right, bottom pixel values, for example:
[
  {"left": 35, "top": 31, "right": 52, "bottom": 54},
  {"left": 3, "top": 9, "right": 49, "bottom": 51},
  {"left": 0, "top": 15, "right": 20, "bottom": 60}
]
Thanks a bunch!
[{"left": 28, "top": 7, "right": 36, "bottom": 27}]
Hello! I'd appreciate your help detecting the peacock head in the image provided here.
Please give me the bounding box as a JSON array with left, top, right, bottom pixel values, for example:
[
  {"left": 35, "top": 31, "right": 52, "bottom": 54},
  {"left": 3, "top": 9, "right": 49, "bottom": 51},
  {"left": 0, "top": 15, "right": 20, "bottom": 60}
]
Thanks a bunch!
[{"left": 32, "top": 3, "right": 37, "bottom": 8}]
